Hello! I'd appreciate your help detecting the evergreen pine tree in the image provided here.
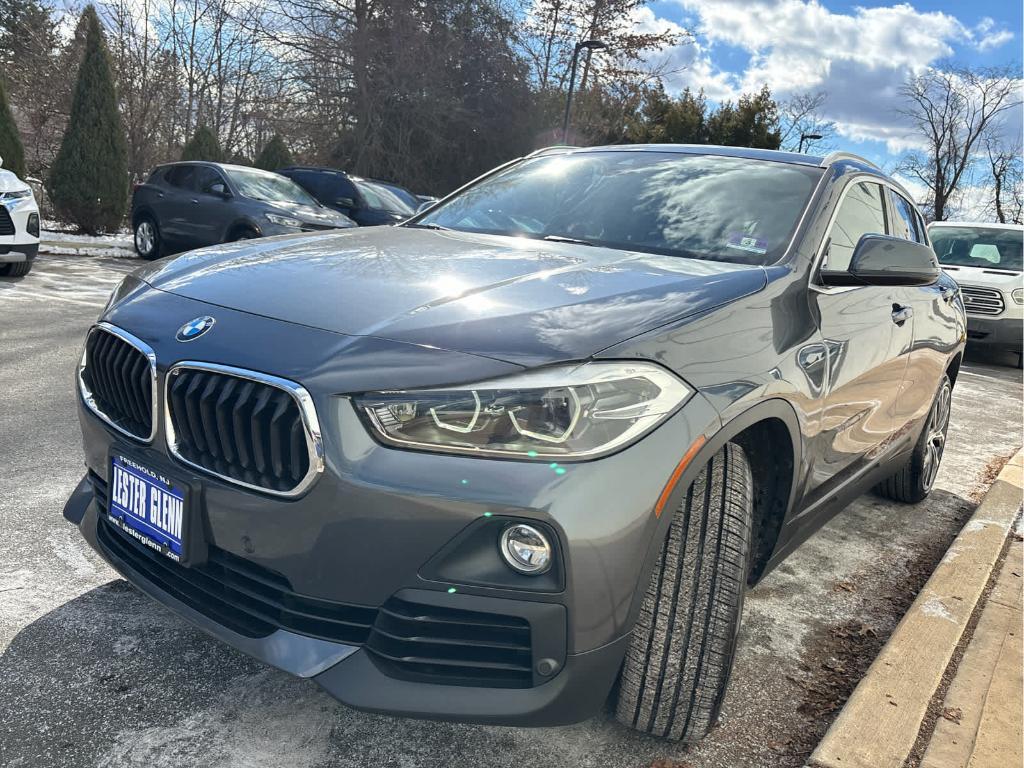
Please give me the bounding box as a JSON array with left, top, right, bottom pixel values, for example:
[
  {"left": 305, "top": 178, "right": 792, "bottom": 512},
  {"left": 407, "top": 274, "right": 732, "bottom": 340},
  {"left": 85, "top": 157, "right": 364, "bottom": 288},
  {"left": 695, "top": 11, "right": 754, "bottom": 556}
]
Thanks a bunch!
[
  {"left": 48, "top": 6, "right": 128, "bottom": 233},
  {"left": 181, "top": 126, "right": 222, "bottom": 162},
  {"left": 253, "top": 134, "right": 292, "bottom": 171},
  {"left": 0, "top": 77, "right": 26, "bottom": 178}
]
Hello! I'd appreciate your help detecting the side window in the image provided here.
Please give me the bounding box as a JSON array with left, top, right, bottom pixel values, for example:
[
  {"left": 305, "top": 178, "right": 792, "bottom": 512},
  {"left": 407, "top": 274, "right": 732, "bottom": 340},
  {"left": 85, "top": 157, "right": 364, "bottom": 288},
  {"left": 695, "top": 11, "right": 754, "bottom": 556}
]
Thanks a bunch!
[
  {"left": 823, "top": 181, "right": 888, "bottom": 272},
  {"left": 164, "top": 165, "right": 196, "bottom": 189},
  {"left": 890, "top": 191, "right": 922, "bottom": 243},
  {"left": 193, "top": 167, "right": 225, "bottom": 195},
  {"left": 289, "top": 171, "right": 323, "bottom": 200}
]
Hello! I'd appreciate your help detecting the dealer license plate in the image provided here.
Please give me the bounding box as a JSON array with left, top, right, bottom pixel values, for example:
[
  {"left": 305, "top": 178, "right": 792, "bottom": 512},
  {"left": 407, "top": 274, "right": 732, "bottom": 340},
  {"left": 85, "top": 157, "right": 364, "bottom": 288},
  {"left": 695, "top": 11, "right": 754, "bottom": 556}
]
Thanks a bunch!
[{"left": 107, "top": 455, "right": 187, "bottom": 563}]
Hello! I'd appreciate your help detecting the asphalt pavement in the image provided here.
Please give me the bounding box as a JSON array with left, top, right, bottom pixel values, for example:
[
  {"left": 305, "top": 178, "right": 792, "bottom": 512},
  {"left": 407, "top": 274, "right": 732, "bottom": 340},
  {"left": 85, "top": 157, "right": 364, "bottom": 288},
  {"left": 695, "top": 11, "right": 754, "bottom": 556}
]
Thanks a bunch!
[{"left": 1, "top": 252, "right": 1021, "bottom": 768}]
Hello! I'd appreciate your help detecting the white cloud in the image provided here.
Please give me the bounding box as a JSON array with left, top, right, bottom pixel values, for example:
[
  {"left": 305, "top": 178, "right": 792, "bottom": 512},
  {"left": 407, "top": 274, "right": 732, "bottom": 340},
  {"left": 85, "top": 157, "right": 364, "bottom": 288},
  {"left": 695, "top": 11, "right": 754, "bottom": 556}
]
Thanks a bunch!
[
  {"left": 630, "top": 6, "right": 740, "bottom": 101},
  {"left": 972, "top": 17, "right": 1015, "bottom": 52},
  {"left": 663, "top": 0, "right": 1015, "bottom": 153}
]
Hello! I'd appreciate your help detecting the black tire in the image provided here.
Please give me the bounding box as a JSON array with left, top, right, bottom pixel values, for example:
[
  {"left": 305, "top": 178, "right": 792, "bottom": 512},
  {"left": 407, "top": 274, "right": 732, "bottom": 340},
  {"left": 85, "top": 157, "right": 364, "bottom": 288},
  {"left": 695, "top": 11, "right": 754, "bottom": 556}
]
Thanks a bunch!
[
  {"left": 876, "top": 374, "right": 952, "bottom": 503},
  {"left": 615, "top": 442, "right": 753, "bottom": 741},
  {"left": 134, "top": 215, "right": 162, "bottom": 260},
  {"left": 228, "top": 227, "right": 258, "bottom": 242},
  {"left": 0, "top": 260, "right": 33, "bottom": 277}
]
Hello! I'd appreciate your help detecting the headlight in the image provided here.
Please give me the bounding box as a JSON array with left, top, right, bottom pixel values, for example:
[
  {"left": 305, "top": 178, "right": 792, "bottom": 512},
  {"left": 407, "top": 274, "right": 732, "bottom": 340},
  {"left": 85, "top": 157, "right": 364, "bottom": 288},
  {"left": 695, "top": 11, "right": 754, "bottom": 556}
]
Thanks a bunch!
[
  {"left": 354, "top": 361, "right": 691, "bottom": 460},
  {"left": 101, "top": 274, "right": 146, "bottom": 316},
  {"left": 0, "top": 189, "right": 32, "bottom": 201},
  {"left": 1012, "top": 288, "right": 1023, "bottom": 305},
  {"left": 266, "top": 213, "right": 302, "bottom": 228}
]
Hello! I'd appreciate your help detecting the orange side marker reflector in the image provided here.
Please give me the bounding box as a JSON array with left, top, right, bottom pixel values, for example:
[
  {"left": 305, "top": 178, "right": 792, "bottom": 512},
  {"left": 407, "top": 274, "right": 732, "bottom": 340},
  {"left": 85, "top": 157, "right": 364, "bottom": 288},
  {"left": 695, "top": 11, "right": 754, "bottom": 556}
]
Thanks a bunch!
[{"left": 654, "top": 435, "right": 707, "bottom": 518}]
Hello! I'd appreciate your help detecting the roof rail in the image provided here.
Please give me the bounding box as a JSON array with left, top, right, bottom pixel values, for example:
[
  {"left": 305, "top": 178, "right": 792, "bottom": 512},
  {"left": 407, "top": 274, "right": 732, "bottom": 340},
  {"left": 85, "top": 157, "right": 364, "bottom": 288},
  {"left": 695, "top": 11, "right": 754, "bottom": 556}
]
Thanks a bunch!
[
  {"left": 820, "top": 151, "right": 880, "bottom": 170},
  {"left": 527, "top": 145, "right": 576, "bottom": 157}
]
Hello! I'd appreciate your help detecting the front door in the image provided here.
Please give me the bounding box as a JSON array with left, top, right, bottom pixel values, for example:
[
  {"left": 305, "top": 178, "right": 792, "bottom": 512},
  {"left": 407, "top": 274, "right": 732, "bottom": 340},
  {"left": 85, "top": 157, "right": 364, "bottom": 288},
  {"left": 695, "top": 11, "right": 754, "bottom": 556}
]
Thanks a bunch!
[{"left": 803, "top": 180, "right": 912, "bottom": 507}]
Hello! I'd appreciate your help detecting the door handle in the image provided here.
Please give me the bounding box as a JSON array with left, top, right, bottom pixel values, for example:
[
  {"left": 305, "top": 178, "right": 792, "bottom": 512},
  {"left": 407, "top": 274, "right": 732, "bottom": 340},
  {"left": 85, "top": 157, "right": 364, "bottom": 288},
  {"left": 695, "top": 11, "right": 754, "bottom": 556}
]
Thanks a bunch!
[{"left": 891, "top": 304, "right": 913, "bottom": 326}]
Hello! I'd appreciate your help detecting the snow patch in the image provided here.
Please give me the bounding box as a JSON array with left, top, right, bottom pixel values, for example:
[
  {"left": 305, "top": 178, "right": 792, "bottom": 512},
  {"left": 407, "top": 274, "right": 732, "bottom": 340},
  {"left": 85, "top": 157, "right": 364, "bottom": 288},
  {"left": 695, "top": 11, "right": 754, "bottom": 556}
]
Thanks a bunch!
[{"left": 920, "top": 596, "right": 957, "bottom": 623}]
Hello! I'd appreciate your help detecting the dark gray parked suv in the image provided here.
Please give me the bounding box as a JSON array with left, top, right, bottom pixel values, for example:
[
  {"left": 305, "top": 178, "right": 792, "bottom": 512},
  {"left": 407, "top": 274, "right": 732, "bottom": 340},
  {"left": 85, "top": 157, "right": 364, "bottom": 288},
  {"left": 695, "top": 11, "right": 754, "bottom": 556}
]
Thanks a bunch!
[
  {"left": 131, "top": 161, "right": 355, "bottom": 259},
  {"left": 65, "top": 145, "right": 965, "bottom": 741}
]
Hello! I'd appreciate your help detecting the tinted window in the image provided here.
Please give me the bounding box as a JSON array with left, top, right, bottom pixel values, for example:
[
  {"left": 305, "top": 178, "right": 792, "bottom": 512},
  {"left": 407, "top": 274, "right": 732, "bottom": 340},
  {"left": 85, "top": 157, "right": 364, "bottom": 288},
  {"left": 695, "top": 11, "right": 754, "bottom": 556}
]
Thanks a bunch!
[
  {"left": 355, "top": 180, "right": 415, "bottom": 215},
  {"left": 225, "top": 168, "right": 320, "bottom": 206},
  {"left": 419, "top": 152, "right": 822, "bottom": 266},
  {"left": 824, "top": 182, "right": 888, "bottom": 271},
  {"left": 193, "top": 167, "right": 225, "bottom": 195},
  {"left": 930, "top": 226, "right": 1023, "bottom": 272},
  {"left": 891, "top": 192, "right": 922, "bottom": 243},
  {"left": 164, "top": 165, "right": 196, "bottom": 189}
]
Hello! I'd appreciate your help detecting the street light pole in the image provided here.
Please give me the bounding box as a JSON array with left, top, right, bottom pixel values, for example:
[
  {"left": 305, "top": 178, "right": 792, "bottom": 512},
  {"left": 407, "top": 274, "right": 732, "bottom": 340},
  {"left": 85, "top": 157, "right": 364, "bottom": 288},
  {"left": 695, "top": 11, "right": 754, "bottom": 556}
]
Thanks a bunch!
[
  {"left": 798, "top": 132, "right": 823, "bottom": 153},
  {"left": 562, "top": 40, "right": 607, "bottom": 145}
]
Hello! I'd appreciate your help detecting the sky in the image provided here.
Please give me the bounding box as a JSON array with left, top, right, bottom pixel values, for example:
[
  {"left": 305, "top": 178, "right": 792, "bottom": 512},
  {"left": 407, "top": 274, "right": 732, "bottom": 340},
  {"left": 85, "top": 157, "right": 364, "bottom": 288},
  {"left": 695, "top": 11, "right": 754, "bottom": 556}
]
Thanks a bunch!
[{"left": 634, "top": 0, "right": 1022, "bottom": 174}]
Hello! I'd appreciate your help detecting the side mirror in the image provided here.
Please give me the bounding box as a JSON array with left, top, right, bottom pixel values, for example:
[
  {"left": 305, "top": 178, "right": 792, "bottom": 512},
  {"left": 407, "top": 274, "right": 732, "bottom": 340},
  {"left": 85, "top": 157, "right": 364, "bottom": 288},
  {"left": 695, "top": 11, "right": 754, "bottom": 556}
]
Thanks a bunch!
[
  {"left": 335, "top": 197, "right": 356, "bottom": 210},
  {"left": 820, "top": 234, "right": 940, "bottom": 287},
  {"left": 210, "top": 183, "right": 230, "bottom": 198}
]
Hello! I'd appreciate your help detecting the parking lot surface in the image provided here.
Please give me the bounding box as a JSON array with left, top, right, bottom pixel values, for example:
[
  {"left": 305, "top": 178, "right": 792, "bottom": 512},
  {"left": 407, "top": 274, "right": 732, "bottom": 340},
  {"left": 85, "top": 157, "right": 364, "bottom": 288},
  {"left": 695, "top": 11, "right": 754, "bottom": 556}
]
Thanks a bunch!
[{"left": 1, "top": 253, "right": 1021, "bottom": 768}]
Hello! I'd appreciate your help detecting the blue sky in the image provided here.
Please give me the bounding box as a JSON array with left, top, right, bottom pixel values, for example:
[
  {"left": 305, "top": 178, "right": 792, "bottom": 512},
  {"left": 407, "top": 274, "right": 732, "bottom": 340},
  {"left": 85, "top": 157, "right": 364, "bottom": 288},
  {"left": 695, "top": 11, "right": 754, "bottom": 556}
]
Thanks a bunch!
[{"left": 634, "top": 0, "right": 1022, "bottom": 171}]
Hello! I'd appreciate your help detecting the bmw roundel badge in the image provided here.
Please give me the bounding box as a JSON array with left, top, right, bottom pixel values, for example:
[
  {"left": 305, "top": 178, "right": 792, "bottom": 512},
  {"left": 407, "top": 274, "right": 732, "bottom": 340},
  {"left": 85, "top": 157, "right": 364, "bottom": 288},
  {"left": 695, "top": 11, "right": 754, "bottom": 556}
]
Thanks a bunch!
[{"left": 176, "top": 316, "right": 216, "bottom": 342}]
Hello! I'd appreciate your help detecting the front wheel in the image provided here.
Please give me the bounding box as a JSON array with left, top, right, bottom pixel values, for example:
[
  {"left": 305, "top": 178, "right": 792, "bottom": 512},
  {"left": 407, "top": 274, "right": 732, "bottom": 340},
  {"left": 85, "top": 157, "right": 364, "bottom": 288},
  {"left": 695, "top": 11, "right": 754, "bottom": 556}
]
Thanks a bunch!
[
  {"left": 0, "top": 260, "right": 33, "bottom": 277},
  {"left": 876, "top": 374, "right": 952, "bottom": 503},
  {"left": 615, "top": 442, "right": 753, "bottom": 741}
]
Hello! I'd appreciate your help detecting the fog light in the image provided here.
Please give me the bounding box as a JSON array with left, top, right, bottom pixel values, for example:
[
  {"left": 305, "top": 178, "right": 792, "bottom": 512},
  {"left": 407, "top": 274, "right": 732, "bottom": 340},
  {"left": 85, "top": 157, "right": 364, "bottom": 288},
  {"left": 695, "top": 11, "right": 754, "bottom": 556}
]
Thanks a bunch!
[
  {"left": 27, "top": 213, "right": 39, "bottom": 238},
  {"left": 499, "top": 524, "right": 552, "bottom": 574}
]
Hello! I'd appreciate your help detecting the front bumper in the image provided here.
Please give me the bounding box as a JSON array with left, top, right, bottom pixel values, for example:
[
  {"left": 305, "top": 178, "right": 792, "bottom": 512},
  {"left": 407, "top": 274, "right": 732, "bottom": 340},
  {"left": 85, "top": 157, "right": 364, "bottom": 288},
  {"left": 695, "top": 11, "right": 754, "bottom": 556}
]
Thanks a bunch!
[
  {"left": 0, "top": 196, "right": 40, "bottom": 262},
  {"left": 965, "top": 312, "right": 1023, "bottom": 353},
  {"left": 66, "top": 291, "right": 719, "bottom": 725}
]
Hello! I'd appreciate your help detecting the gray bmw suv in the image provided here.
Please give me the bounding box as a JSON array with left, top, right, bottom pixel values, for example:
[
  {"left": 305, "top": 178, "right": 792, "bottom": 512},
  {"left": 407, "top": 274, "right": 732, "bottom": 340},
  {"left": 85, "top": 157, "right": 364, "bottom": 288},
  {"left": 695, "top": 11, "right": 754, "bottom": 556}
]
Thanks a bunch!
[{"left": 65, "top": 145, "right": 965, "bottom": 741}]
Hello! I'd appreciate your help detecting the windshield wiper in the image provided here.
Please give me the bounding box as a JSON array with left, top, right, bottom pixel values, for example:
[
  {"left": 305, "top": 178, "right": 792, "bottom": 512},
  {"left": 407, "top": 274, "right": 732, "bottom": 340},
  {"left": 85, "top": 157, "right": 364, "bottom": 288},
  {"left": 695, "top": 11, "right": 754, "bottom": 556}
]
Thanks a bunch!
[
  {"left": 404, "top": 222, "right": 451, "bottom": 231},
  {"left": 542, "top": 234, "right": 597, "bottom": 247}
]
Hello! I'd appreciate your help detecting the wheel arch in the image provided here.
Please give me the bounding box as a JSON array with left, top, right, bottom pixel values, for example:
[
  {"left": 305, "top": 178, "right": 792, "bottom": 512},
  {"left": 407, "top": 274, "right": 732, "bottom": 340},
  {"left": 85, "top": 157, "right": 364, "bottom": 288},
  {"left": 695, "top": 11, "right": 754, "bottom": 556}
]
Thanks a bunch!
[
  {"left": 225, "top": 217, "right": 262, "bottom": 241},
  {"left": 632, "top": 397, "right": 803, "bottom": 619},
  {"left": 131, "top": 206, "right": 157, "bottom": 229},
  {"left": 945, "top": 351, "right": 963, "bottom": 389}
]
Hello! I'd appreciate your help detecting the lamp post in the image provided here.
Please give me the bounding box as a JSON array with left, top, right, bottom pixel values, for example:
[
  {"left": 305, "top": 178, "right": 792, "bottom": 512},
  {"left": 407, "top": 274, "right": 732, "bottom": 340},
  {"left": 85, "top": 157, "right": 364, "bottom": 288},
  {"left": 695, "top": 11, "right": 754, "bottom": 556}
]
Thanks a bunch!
[
  {"left": 798, "top": 133, "right": 823, "bottom": 153},
  {"left": 562, "top": 39, "right": 607, "bottom": 144}
]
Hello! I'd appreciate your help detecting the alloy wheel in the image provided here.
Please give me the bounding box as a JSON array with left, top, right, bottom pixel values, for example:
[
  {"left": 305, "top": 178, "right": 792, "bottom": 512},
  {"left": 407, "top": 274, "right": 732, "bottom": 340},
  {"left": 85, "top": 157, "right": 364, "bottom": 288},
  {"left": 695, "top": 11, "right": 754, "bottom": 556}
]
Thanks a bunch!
[
  {"left": 136, "top": 221, "right": 155, "bottom": 255},
  {"left": 921, "top": 380, "right": 951, "bottom": 492}
]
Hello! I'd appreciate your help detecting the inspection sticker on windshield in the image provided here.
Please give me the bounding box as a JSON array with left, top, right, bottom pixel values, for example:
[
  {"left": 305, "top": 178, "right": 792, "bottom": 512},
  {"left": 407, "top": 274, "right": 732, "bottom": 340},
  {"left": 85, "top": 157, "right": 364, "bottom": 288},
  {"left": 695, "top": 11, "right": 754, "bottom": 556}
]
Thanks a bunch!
[{"left": 726, "top": 233, "right": 768, "bottom": 255}]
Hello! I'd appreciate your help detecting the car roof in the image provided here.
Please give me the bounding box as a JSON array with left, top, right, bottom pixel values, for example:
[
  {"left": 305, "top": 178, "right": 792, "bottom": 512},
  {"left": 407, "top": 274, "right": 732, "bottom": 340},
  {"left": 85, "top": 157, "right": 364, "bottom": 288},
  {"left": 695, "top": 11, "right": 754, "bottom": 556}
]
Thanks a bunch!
[
  {"left": 928, "top": 221, "right": 1024, "bottom": 232},
  {"left": 530, "top": 143, "right": 829, "bottom": 167},
  {"left": 157, "top": 161, "right": 280, "bottom": 176}
]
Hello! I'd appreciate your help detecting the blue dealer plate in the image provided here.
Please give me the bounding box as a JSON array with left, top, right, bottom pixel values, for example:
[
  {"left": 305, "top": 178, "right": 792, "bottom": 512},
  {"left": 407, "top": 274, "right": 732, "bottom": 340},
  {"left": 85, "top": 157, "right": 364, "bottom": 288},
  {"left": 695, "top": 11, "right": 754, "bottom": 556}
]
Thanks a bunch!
[{"left": 108, "top": 455, "right": 187, "bottom": 562}]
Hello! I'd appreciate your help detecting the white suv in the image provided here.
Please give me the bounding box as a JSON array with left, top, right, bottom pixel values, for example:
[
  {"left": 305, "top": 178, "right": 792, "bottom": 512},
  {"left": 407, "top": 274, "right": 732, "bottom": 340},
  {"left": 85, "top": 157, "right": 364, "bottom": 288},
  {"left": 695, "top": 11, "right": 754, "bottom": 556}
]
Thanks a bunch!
[
  {"left": 928, "top": 221, "right": 1023, "bottom": 366},
  {"left": 0, "top": 157, "right": 40, "bottom": 277}
]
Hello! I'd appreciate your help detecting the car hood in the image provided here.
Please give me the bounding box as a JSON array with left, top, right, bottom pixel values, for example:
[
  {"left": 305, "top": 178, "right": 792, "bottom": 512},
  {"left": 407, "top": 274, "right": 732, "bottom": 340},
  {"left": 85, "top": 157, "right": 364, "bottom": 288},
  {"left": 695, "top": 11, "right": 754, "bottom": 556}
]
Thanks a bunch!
[
  {"left": 266, "top": 200, "right": 355, "bottom": 228},
  {"left": 940, "top": 264, "right": 1022, "bottom": 289},
  {"left": 141, "top": 227, "right": 767, "bottom": 366},
  {"left": 0, "top": 169, "right": 30, "bottom": 194}
]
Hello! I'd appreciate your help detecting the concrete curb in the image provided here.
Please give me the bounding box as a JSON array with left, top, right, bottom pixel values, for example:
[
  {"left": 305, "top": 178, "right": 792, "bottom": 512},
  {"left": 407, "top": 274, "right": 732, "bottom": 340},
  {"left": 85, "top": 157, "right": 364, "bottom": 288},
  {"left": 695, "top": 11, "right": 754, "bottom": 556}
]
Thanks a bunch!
[{"left": 808, "top": 449, "right": 1024, "bottom": 768}]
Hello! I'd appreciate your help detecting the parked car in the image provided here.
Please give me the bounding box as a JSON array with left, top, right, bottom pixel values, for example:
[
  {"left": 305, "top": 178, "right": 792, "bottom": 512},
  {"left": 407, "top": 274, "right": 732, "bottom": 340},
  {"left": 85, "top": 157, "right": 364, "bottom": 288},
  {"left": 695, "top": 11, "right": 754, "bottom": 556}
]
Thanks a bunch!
[
  {"left": 0, "top": 157, "right": 40, "bottom": 277},
  {"left": 279, "top": 166, "right": 416, "bottom": 225},
  {"left": 131, "top": 161, "right": 355, "bottom": 259},
  {"left": 928, "top": 221, "right": 1023, "bottom": 366},
  {"left": 65, "top": 145, "right": 964, "bottom": 742}
]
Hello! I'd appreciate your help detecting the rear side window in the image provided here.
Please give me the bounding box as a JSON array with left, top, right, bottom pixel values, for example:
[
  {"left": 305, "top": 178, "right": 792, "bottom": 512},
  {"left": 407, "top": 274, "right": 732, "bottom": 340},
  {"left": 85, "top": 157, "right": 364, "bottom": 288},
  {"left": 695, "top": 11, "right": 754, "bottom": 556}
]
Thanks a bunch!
[
  {"left": 165, "top": 165, "right": 196, "bottom": 189},
  {"left": 890, "top": 192, "right": 923, "bottom": 243},
  {"left": 824, "top": 181, "right": 888, "bottom": 271}
]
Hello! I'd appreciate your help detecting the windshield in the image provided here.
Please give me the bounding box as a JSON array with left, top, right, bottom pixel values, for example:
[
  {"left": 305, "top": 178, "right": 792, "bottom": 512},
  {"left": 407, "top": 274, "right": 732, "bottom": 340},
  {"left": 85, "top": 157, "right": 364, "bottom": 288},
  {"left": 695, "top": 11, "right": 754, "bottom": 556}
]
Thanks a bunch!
[
  {"left": 930, "top": 226, "right": 1023, "bottom": 273},
  {"left": 226, "top": 168, "right": 320, "bottom": 207},
  {"left": 355, "top": 180, "right": 415, "bottom": 215},
  {"left": 415, "top": 151, "right": 822, "bottom": 265}
]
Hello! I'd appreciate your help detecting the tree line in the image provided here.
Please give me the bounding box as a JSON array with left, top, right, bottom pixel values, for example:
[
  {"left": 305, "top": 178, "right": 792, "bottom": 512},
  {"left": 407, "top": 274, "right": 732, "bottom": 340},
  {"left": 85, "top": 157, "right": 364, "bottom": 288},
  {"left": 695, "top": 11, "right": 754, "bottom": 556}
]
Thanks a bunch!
[{"left": 0, "top": 0, "right": 1017, "bottom": 233}]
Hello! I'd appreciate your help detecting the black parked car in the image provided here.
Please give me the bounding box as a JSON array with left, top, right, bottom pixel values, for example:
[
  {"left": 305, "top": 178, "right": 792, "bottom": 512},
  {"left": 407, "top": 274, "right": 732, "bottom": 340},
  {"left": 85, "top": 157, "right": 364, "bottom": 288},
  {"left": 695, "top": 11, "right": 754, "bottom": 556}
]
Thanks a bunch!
[
  {"left": 279, "top": 166, "right": 416, "bottom": 226},
  {"left": 131, "top": 162, "right": 355, "bottom": 259},
  {"left": 67, "top": 146, "right": 964, "bottom": 742}
]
